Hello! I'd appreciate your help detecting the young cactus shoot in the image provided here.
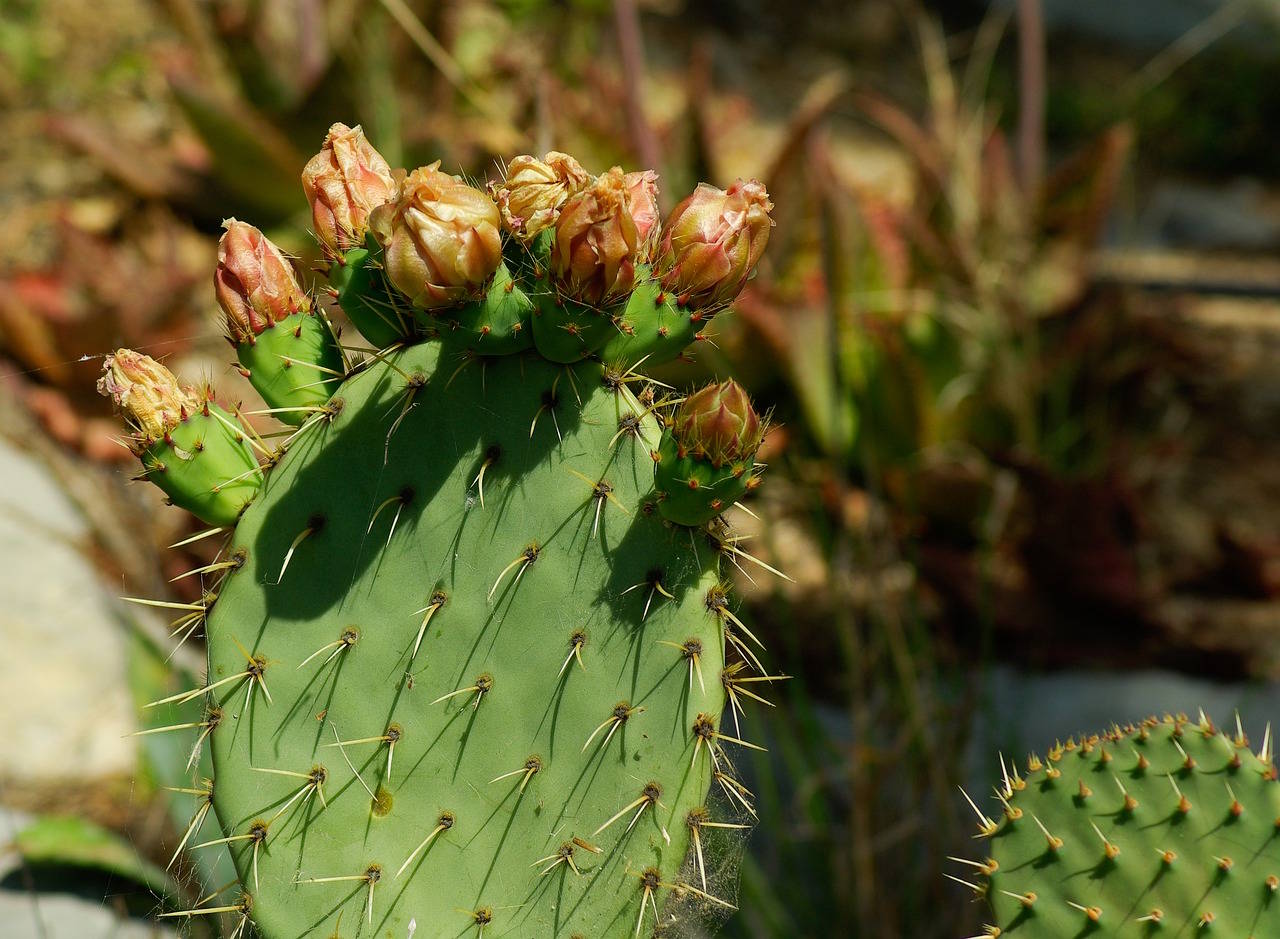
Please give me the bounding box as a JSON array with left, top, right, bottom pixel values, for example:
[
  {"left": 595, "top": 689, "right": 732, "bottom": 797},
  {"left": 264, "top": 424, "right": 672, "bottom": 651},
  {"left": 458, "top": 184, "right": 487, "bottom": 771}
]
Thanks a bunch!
[{"left": 101, "top": 125, "right": 780, "bottom": 939}]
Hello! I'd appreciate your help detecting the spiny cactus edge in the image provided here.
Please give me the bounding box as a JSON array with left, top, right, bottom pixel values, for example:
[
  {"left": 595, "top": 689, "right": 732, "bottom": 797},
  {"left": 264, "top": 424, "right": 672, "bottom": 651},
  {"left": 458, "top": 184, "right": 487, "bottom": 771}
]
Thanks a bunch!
[{"left": 957, "top": 712, "right": 1280, "bottom": 938}]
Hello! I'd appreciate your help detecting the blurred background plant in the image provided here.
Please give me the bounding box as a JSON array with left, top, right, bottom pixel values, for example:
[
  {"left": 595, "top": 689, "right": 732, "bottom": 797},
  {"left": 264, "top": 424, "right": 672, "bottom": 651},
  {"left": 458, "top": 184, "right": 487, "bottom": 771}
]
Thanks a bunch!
[{"left": 3, "top": 0, "right": 1280, "bottom": 937}]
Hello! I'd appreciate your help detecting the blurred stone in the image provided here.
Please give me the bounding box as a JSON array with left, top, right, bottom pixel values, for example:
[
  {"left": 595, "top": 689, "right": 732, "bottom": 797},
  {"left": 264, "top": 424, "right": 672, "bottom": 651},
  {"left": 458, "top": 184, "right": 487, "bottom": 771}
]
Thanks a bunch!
[
  {"left": 997, "top": 0, "right": 1272, "bottom": 50},
  {"left": 0, "top": 892, "right": 174, "bottom": 939},
  {"left": 0, "top": 437, "right": 136, "bottom": 783},
  {"left": 1139, "top": 179, "right": 1280, "bottom": 251}
]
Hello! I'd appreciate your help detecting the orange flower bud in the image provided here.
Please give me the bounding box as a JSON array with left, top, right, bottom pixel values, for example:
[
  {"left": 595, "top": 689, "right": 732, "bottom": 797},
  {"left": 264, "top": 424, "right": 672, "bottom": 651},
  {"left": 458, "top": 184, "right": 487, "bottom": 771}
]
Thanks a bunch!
[
  {"left": 552, "top": 167, "right": 642, "bottom": 306},
  {"left": 96, "top": 349, "right": 201, "bottom": 441},
  {"left": 215, "top": 220, "right": 311, "bottom": 346},
  {"left": 673, "top": 379, "right": 763, "bottom": 467},
  {"left": 301, "top": 122, "right": 396, "bottom": 254},
  {"left": 369, "top": 163, "right": 503, "bottom": 310},
  {"left": 659, "top": 179, "right": 773, "bottom": 308},
  {"left": 493, "top": 151, "right": 590, "bottom": 239},
  {"left": 624, "top": 170, "right": 661, "bottom": 260}
]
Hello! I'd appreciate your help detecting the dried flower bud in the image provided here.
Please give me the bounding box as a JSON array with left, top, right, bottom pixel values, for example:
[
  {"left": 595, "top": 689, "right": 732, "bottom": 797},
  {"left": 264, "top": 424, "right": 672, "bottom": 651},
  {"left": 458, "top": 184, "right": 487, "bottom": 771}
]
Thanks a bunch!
[
  {"left": 552, "top": 167, "right": 642, "bottom": 306},
  {"left": 215, "top": 220, "right": 312, "bottom": 345},
  {"left": 97, "top": 349, "right": 201, "bottom": 440},
  {"left": 493, "top": 151, "right": 590, "bottom": 239},
  {"left": 624, "top": 170, "right": 661, "bottom": 260},
  {"left": 301, "top": 122, "right": 396, "bottom": 254},
  {"left": 659, "top": 179, "right": 773, "bottom": 308},
  {"left": 672, "top": 379, "right": 763, "bottom": 468},
  {"left": 369, "top": 163, "right": 503, "bottom": 309}
]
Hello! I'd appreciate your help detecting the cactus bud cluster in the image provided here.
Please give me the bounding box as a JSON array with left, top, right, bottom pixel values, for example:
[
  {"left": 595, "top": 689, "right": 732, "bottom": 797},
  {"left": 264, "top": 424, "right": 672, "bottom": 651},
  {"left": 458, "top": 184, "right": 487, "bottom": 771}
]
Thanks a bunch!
[
  {"left": 370, "top": 163, "right": 504, "bottom": 310},
  {"left": 303, "top": 128, "right": 775, "bottom": 366},
  {"left": 301, "top": 122, "right": 396, "bottom": 255}
]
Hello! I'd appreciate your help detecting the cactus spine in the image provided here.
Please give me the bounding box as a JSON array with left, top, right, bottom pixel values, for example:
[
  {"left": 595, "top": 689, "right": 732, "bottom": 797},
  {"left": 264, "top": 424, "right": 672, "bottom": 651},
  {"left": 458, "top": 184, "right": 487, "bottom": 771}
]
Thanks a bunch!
[{"left": 104, "top": 123, "right": 777, "bottom": 938}]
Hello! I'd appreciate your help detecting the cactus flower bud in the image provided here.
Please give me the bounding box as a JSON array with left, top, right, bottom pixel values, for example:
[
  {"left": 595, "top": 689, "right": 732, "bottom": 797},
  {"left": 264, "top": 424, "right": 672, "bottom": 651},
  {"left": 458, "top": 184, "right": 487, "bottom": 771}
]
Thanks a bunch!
[
  {"left": 493, "top": 151, "right": 590, "bottom": 239},
  {"left": 552, "top": 167, "right": 642, "bottom": 306},
  {"left": 97, "top": 349, "right": 201, "bottom": 441},
  {"left": 369, "top": 163, "right": 503, "bottom": 310},
  {"left": 301, "top": 122, "right": 396, "bottom": 255},
  {"left": 97, "top": 349, "right": 260, "bottom": 525},
  {"left": 673, "top": 379, "right": 763, "bottom": 468},
  {"left": 624, "top": 170, "right": 661, "bottom": 260},
  {"left": 655, "top": 378, "right": 766, "bottom": 526},
  {"left": 215, "top": 220, "right": 312, "bottom": 344},
  {"left": 659, "top": 179, "right": 773, "bottom": 308}
]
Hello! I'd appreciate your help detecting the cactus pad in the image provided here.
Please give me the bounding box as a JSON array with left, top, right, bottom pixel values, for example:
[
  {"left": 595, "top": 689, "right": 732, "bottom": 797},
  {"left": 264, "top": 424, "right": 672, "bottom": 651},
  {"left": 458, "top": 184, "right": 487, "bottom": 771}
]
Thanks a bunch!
[
  {"left": 965, "top": 714, "right": 1280, "bottom": 938},
  {"left": 107, "top": 137, "right": 778, "bottom": 938},
  {"left": 204, "top": 344, "right": 749, "bottom": 937}
]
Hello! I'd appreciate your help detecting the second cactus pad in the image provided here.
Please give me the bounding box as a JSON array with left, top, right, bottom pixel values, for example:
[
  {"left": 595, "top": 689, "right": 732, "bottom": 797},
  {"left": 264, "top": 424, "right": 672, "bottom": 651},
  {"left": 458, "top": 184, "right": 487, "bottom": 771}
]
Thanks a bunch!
[
  {"left": 205, "top": 344, "right": 741, "bottom": 937},
  {"left": 973, "top": 715, "right": 1280, "bottom": 937}
]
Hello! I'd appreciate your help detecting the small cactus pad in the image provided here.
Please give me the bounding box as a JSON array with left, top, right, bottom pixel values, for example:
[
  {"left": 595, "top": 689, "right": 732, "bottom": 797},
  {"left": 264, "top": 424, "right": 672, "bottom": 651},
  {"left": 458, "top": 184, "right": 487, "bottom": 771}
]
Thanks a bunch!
[
  {"left": 106, "top": 134, "right": 777, "bottom": 939},
  {"left": 963, "top": 714, "right": 1280, "bottom": 938}
]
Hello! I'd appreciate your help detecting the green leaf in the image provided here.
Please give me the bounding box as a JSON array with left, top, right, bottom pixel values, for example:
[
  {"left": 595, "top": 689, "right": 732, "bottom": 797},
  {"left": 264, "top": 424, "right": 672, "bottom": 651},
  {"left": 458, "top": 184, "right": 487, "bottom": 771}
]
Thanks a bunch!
[{"left": 11, "top": 815, "right": 181, "bottom": 904}]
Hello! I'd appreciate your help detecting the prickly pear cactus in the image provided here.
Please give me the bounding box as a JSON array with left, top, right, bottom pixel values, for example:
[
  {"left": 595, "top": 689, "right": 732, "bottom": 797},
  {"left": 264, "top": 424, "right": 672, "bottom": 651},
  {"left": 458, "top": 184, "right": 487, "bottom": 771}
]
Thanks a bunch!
[
  {"left": 102, "top": 124, "right": 780, "bottom": 938},
  {"left": 957, "top": 713, "right": 1280, "bottom": 938}
]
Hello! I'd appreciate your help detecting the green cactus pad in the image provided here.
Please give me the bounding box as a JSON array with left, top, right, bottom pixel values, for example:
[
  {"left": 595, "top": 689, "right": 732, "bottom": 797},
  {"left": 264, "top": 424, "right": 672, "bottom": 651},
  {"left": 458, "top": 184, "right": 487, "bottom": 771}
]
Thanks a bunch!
[
  {"left": 202, "top": 344, "right": 752, "bottom": 938},
  {"left": 967, "top": 714, "right": 1280, "bottom": 938},
  {"left": 530, "top": 291, "right": 617, "bottom": 363},
  {"left": 598, "top": 272, "right": 700, "bottom": 369},
  {"left": 330, "top": 240, "right": 414, "bottom": 348},
  {"left": 433, "top": 262, "right": 534, "bottom": 355},
  {"left": 236, "top": 312, "right": 343, "bottom": 423},
  {"left": 654, "top": 434, "right": 756, "bottom": 528},
  {"left": 502, "top": 229, "right": 554, "bottom": 282},
  {"left": 141, "top": 405, "right": 261, "bottom": 526}
]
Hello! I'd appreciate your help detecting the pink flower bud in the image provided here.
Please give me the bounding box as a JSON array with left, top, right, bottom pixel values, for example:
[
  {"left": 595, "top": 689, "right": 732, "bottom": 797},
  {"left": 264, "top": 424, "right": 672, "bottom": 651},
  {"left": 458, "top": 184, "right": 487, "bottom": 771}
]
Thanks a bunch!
[
  {"left": 96, "top": 349, "right": 201, "bottom": 441},
  {"left": 215, "top": 220, "right": 312, "bottom": 345},
  {"left": 493, "top": 151, "right": 590, "bottom": 239},
  {"left": 552, "top": 167, "right": 642, "bottom": 306},
  {"left": 672, "top": 379, "right": 764, "bottom": 468},
  {"left": 659, "top": 179, "right": 773, "bottom": 308},
  {"left": 301, "top": 122, "right": 396, "bottom": 254},
  {"left": 624, "top": 170, "right": 661, "bottom": 261},
  {"left": 369, "top": 163, "right": 503, "bottom": 310}
]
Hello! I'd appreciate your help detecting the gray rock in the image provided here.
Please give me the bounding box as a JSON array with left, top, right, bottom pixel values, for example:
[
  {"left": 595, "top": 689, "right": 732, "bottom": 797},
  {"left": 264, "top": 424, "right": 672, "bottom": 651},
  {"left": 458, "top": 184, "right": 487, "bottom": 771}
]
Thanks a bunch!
[
  {"left": 0, "top": 891, "right": 175, "bottom": 939},
  {"left": 0, "top": 437, "right": 137, "bottom": 783},
  {"left": 967, "top": 664, "right": 1280, "bottom": 787}
]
